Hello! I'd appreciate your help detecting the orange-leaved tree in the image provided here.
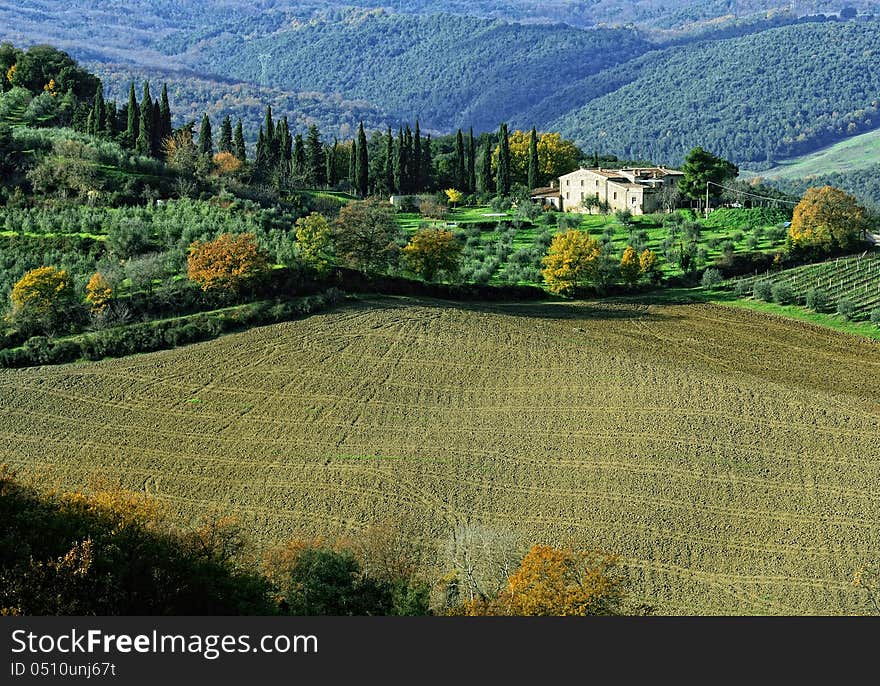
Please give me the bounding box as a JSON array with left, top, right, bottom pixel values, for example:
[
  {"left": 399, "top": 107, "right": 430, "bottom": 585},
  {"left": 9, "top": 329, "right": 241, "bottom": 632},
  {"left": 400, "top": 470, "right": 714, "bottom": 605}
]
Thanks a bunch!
[
  {"left": 187, "top": 233, "right": 269, "bottom": 292},
  {"left": 789, "top": 186, "right": 868, "bottom": 252},
  {"left": 541, "top": 229, "right": 601, "bottom": 296},
  {"left": 639, "top": 248, "right": 661, "bottom": 283},
  {"left": 402, "top": 228, "right": 461, "bottom": 282},
  {"left": 212, "top": 151, "right": 242, "bottom": 176},
  {"left": 456, "top": 544, "right": 630, "bottom": 616}
]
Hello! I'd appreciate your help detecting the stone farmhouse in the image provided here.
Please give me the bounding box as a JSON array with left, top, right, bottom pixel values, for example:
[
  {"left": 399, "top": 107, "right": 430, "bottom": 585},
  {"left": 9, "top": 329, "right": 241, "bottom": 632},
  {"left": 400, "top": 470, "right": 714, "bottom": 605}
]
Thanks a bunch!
[{"left": 532, "top": 167, "right": 684, "bottom": 215}]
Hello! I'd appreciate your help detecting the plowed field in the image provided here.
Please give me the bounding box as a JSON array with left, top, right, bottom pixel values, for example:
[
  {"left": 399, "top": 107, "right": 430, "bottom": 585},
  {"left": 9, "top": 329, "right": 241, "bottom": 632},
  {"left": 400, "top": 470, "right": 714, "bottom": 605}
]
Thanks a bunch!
[{"left": 2, "top": 297, "right": 878, "bottom": 614}]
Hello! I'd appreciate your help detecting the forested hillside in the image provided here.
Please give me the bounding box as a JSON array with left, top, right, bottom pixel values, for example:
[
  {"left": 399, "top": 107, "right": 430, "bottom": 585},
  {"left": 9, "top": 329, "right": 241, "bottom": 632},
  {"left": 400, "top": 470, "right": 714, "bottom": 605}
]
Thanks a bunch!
[
  {"left": 178, "top": 11, "right": 649, "bottom": 132},
  {"left": 550, "top": 20, "right": 880, "bottom": 167}
]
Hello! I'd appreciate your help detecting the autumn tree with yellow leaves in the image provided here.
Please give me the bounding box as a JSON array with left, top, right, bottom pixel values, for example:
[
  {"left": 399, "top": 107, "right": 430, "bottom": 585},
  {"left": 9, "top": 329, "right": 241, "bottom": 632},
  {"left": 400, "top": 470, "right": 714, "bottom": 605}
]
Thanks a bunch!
[
  {"left": 295, "top": 212, "right": 334, "bottom": 275},
  {"left": 187, "top": 233, "right": 270, "bottom": 293},
  {"left": 541, "top": 230, "right": 602, "bottom": 295},
  {"left": 504, "top": 130, "right": 582, "bottom": 187},
  {"left": 9, "top": 266, "right": 78, "bottom": 333},
  {"left": 789, "top": 186, "right": 868, "bottom": 253},
  {"left": 619, "top": 245, "right": 642, "bottom": 286},
  {"left": 85, "top": 272, "right": 112, "bottom": 313},
  {"left": 403, "top": 228, "right": 461, "bottom": 281}
]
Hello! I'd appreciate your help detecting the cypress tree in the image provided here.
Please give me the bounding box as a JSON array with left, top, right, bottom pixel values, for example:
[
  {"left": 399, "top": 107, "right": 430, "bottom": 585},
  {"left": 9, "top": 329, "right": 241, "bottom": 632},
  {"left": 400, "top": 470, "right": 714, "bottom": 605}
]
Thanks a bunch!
[
  {"left": 293, "top": 133, "right": 306, "bottom": 183},
  {"left": 219, "top": 116, "right": 233, "bottom": 154},
  {"left": 496, "top": 123, "right": 511, "bottom": 196},
  {"left": 348, "top": 139, "right": 357, "bottom": 190},
  {"left": 403, "top": 125, "right": 413, "bottom": 193},
  {"left": 125, "top": 82, "right": 138, "bottom": 148},
  {"left": 592, "top": 149, "right": 599, "bottom": 168},
  {"left": 384, "top": 127, "right": 394, "bottom": 196},
  {"left": 85, "top": 110, "right": 94, "bottom": 138},
  {"left": 413, "top": 120, "right": 422, "bottom": 193},
  {"left": 394, "top": 127, "right": 405, "bottom": 194},
  {"left": 151, "top": 99, "right": 162, "bottom": 157},
  {"left": 159, "top": 84, "right": 172, "bottom": 144},
  {"left": 198, "top": 113, "right": 213, "bottom": 157},
  {"left": 467, "top": 127, "right": 476, "bottom": 194},
  {"left": 422, "top": 135, "right": 433, "bottom": 191},
  {"left": 233, "top": 119, "right": 247, "bottom": 162},
  {"left": 103, "top": 100, "right": 116, "bottom": 137},
  {"left": 91, "top": 89, "right": 105, "bottom": 136},
  {"left": 455, "top": 129, "right": 465, "bottom": 191},
  {"left": 306, "top": 124, "right": 326, "bottom": 187},
  {"left": 479, "top": 144, "right": 494, "bottom": 194},
  {"left": 327, "top": 138, "right": 338, "bottom": 188},
  {"left": 278, "top": 117, "right": 292, "bottom": 178},
  {"left": 263, "top": 106, "right": 274, "bottom": 148},
  {"left": 135, "top": 82, "right": 153, "bottom": 156},
  {"left": 356, "top": 122, "right": 368, "bottom": 198},
  {"left": 528, "top": 126, "right": 539, "bottom": 190}
]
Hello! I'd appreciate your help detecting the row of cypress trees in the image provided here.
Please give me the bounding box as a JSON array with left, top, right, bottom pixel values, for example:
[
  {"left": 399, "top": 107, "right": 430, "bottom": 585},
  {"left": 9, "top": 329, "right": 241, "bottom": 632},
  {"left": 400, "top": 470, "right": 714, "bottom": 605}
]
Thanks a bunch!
[{"left": 84, "top": 81, "right": 173, "bottom": 159}]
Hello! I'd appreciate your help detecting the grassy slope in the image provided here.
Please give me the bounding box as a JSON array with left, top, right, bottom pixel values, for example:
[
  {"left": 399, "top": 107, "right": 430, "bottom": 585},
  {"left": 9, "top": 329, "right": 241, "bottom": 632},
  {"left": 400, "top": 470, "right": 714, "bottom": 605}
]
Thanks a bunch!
[
  {"left": 2, "top": 296, "right": 878, "bottom": 615},
  {"left": 745, "top": 127, "right": 880, "bottom": 181}
]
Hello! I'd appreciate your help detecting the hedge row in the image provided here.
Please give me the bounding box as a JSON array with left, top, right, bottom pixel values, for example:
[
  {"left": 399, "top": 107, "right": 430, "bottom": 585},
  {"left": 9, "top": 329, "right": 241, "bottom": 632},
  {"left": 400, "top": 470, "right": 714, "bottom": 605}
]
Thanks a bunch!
[{"left": 0, "top": 289, "right": 342, "bottom": 368}]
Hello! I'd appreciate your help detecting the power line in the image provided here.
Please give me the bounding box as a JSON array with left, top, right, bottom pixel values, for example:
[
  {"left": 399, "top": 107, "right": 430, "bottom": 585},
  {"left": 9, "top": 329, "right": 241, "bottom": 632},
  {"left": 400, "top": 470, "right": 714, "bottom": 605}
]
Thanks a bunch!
[{"left": 707, "top": 180, "right": 799, "bottom": 206}]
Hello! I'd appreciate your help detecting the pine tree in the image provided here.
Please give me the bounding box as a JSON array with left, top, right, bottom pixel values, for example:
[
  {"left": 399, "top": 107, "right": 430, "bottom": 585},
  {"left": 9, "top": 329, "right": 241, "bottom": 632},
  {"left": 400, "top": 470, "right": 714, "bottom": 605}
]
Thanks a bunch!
[
  {"left": 198, "top": 113, "right": 213, "bottom": 157},
  {"left": 479, "top": 144, "right": 494, "bottom": 194},
  {"left": 496, "top": 123, "right": 511, "bottom": 196},
  {"left": 467, "top": 127, "right": 476, "bottom": 194},
  {"left": 125, "top": 82, "right": 138, "bottom": 148},
  {"left": 413, "top": 120, "right": 422, "bottom": 193},
  {"left": 135, "top": 82, "right": 153, "bottom": 156},
  {"left": 356, "top": 122, "right": 369, "bottom": 198},
  {"left": 528, "top": 126, "right": 539, "bottom": 190},
  {"left": 233, "top": 119, "right": 247, "bottom": 162},
  {"left": 384, "top": 127, "right": 394, "bottom": 196},
  {"left": 219, "top": 116, "right": 233, "bottom": 154},
  {"left": 455, "top": 129, "right": 466, "bottom": 191},
  {"left": 159, "top": 84, "right": 172, "bottom": 144},
  {"left": 306, "top": 124, "right": 326, "bottom": 187}
]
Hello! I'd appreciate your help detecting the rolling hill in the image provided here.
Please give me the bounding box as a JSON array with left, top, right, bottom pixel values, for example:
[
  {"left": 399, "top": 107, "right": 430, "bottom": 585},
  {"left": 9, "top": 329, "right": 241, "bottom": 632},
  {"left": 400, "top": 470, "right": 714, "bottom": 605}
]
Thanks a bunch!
[{"left": 2, "top": 296, "right": 878, "bottom": 615}]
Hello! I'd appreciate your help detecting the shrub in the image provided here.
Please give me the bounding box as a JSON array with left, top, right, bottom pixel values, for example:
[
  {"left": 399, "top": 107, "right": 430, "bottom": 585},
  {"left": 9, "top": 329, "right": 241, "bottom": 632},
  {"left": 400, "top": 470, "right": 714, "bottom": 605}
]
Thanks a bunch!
[
  {"left": 805, "top": 288, "right": 831, "bottom": 313},
  {"left": 701, "top": 268, "right": 723, "bottom": 288},
  {"left": 836, "top": 298, "right": 857, "bottom": 320},
  {"left": 771, "top": 282, "right": 796, "bottom": 305},
  {"left": 733, "top": 279, "right": 751, "bottom": 297},
  {"left": 752, "top": 280, "right": 773, "bottom": 301},
  {"left": 870, "top": 308, "right": 880, "bottom": 326}
]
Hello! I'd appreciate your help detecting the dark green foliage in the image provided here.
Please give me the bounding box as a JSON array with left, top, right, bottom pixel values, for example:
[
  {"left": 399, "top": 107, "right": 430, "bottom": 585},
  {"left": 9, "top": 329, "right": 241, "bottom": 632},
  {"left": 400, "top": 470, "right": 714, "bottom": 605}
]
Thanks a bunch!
[
  {"left": 198, "top": 112, "right": 213, "bottom": 157},
  {"left": 135, "top": 81, "right": 153, "bottom": 156},
  {"left": 679, "top": 147, "right": 739, "bottom": 204},
  {"left": 306, "top": 124, "right": 326, "bottom": 187},
  {"left": 478, "top": 144, "right": 493, "bottom": 194},
  {"left": 233, "top": 118, "right": 246, "bottom": 161},
  {"left": 496, "top": 122, "right": 511, "bottom": 196},
  {"left": 7, "top": 44, "right": 100, "bottom": 102},
  {"left": 356, "top": 122, "right": 369, "bottom": 197},
  {"left": 218, "top": 115, "right": 233, "bottom": 154},
  {"left": 455, "top": 129, "right": 466, "bottom": 191},
  {"left": 125, "top": 82, "right": 138, "bottom": 147},
  {"left": 159, "top": 83, "right": 172, "bottom": 144},
  {"left": 870, "top": 308, "right": 880, "bottom": 326},
  {"left": 553, "top": 21, "right": 880, "bottom": 166},
  {"left": 527, "top": 126, "right": 538, "bottom": 191}
]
